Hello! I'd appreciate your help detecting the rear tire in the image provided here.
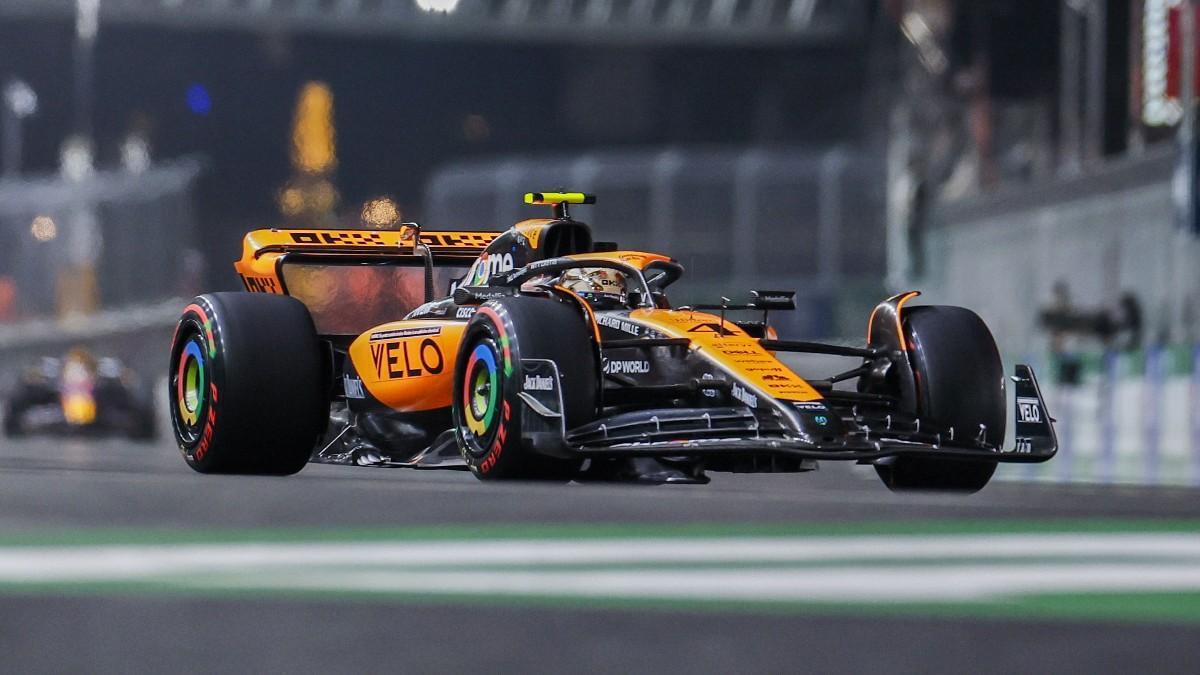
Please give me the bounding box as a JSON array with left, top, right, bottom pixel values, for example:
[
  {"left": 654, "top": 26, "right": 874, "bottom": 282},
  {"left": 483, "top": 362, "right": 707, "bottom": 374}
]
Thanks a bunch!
[
  {"left": 453, "top": 296, "right": 596, "bottom": 480},
  {"left": 875, "top": 305, "right": 1004, "bottom": 493},
  {"left": 169, "top": 293, "right": 328, "bottom": 475}
]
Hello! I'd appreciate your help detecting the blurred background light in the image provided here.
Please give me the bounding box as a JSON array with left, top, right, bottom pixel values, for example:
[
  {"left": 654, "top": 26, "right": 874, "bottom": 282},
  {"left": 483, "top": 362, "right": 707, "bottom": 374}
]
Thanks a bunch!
[
  {"left": 59, "top": 136, "right": 94, "bottom": 183},
  {"left": 291, "top": 81, "right": 337, "bottom": 175},
  {"left": 279, "top": 187, "right": 305, "bottom": 217},
  {"left": 414, "top": 0, "right": 461, "bottom": 13},
  {"left": 186, "top": 83, "right": 212, "bottom": 116},
  {"left": 3, "top": 79, "right": 37, "bottom": 119},
  {"left": 361, "top": 197, "right": 401, "bottom": 227},
  {"left": 462, "top": 114, "right": 490, "bottom": 142},
  {"left": 30, "top": 216, "right": 57, "bottom": 243}
]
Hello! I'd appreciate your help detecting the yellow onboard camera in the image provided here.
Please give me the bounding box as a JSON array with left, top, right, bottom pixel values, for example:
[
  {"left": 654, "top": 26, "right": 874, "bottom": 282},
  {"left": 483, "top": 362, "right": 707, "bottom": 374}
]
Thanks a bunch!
[{"left": 524, "top": 192, "right": 596, "bottom": 219}]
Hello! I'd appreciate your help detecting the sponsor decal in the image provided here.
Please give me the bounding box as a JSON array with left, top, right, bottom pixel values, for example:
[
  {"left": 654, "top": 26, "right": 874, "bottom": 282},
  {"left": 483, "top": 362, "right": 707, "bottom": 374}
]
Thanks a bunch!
[
  {"left": 422, "top": 232, "right": 498, "bottom": 249},
  {"left": 523, "top": 374, "right": 555, "bottom": 391},
  {"left": 1017, "top": 397, "right": 1043, "bottom": 424},
  {"left": 242, "top": 275, "right": 279, "bottom": 293},
  {"left": 596, "top": 314, "right": 643, "bottom": 336},
  {"left": 688, "top": 322, "right": 737, "bottom": 336},
  {"left": 469, "top": 252, "right": 515, "bottom": 284},
  {"left": 700, "top": 373, "right": 719, "bottom": 398},
  {"left": 731, "top": 382, "right": 758, "bottom": 409},
  {"left": 1013, "top": 437, "right": 1033, "bottom": 453},
  {"left": 756, "top": 294, "right": 791, "bottom": 304},
  {"left": 792, "top": 401, "right": 827, "bottom": 411},
  {"left": 371, "top": 338, "right": 445, "bottom": 380},
  {"left": 343, "top": 375, "right": 366, "bottom": 399},
  {"left": 464, "top": 289, "right": 513, "bottom": 301},
  {"left": 814, "top": 415, "right": 829, "bottom": 426},
  {"left": 719, "top": 349, "right": 759, "bottom": 356},
  {"left": 479, "top": 400, "right": 511, "bottom": 474},
  {"left": 456, "top": 306, "right": 476, "bottom": 319},
  {"left": 195, "top": 383, "right": 219, "bottom": 461},
  {"left": 761, "top": 373, "right": 790, "bottom": 382},
  {"left": 290, "top": 231, "right": 387, "bottom": 246},
  {"left": 525, "top": 258, "right": 565, "bottom": 272},
  {"left": 603, "top": 359, "right": 651, "bottom": 375},
  {"left": 369, "top": 326, "right": 442, "bottom": 342}
]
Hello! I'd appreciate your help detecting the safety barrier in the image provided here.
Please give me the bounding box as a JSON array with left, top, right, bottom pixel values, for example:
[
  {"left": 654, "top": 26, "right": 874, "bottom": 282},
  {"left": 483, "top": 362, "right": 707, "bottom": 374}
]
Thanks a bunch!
[{"left": 997, "top": 346, "right": 1200, "bottom": 486}]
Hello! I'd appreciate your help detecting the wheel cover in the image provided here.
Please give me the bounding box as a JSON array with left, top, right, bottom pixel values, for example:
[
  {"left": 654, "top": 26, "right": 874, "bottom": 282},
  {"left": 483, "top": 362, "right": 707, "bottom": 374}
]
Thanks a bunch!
[
  {"left": 461, "top": 341, "right": 500, "bottom": 448},
  {"left": 172, "top": 335, "right": 207, "bottom": 441}
]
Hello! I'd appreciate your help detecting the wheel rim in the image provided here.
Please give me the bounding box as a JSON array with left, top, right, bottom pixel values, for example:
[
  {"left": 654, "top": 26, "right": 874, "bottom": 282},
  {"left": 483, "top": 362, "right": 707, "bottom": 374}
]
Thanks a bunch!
[
  {"left": 172, "top": 334, "right": 207, "bottom": 442},
  {"left": 461, "top": 340, "right": 500, "bottom": 453}
]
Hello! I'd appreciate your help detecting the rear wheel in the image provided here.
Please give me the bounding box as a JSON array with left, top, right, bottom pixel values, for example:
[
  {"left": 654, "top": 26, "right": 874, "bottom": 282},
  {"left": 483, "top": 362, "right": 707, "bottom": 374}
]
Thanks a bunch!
[
  {"left": 169, "top": 293, "right": 328, "bottom": 475},
  {"left": 453, "top": 296, "right": 597, "bottom": 480},
  {"left": 875, "top": 305, "right": 1004, "bottom": 493}
]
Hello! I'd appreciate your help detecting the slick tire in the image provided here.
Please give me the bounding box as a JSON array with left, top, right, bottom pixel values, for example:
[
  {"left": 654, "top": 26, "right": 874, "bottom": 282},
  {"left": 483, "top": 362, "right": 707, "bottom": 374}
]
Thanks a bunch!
[
  {"left": 453, "top": 296, "right": 597, "bottom": 481},
  {"left": 169, "top": 293, "right": 328, "bottom": 475},
  {"left": 875, "top": 305, "right": 1004, "bottom": 493}
]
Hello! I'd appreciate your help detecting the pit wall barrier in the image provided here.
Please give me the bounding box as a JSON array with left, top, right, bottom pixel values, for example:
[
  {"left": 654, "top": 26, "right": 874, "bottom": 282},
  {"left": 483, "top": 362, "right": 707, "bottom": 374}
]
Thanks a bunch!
[{"left": 997, "top": 346, "right": 1200, "bottom": 486}]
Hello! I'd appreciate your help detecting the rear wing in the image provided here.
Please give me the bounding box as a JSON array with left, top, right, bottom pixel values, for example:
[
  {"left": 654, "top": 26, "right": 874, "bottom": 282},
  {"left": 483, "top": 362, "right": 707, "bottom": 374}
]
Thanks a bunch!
[
  {"left": 233, "top": 227, "right": 499, "bottom": 336},
  {"left": 235, "top": 227, "right": 498, "bottom": 291},
  {"left": 239, "top": 227, "right": 498, "bottom": 262}
]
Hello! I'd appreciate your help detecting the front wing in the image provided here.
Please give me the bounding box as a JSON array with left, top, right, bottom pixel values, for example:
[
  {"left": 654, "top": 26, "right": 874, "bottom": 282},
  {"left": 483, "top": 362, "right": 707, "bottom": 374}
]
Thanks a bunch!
[{"left": 520, "top": 362, "right": 1057, "bottom": 464}]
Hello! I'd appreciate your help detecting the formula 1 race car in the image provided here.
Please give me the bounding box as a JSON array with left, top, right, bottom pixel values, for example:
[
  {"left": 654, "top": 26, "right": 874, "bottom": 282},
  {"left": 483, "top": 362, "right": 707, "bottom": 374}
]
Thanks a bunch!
[
  {"left": 168, "top": 192, "right": 1056, "bottom": 491},
  {"left": 4, "top": 349, "right": 157, "bottom": 441}
]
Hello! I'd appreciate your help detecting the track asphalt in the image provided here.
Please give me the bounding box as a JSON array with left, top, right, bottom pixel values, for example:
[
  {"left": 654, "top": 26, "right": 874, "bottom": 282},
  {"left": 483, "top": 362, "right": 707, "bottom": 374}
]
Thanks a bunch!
[{"left": 0, "top": 436, "right": 1197, "bottom": 673}]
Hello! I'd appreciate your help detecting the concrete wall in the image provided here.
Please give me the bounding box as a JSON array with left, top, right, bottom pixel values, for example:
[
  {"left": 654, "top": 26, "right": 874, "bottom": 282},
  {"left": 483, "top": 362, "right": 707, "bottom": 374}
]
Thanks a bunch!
[{"left": 919, "top": 148, "right": 1186, "bottom": 359}]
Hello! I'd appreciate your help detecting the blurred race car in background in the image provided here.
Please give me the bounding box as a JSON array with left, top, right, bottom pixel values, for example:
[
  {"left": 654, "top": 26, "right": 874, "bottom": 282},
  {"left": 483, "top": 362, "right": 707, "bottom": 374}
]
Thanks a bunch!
[
  {"left": 168, "top": 192, "right": 1056, "bottom": 491},
  {"left": 3, "top": 349, "right": 157, "bottom": 441}
]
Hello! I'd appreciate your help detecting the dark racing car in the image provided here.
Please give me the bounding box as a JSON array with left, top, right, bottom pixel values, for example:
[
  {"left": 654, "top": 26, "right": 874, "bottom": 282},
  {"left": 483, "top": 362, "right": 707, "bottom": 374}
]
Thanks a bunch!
[
  {"left": 4, "top": 349, "right": 157, "bottom": 441},
  {"left": 168, "top": 192, "right": 1056, "bottom": 491}
]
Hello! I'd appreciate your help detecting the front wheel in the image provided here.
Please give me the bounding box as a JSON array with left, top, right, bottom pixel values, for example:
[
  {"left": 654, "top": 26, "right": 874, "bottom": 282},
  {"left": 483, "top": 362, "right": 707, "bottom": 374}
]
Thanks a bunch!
[
  {"left": 875, "top": 305, "right": 1003, "bottom": 493},
  {"left": 453, "top": 297, "right": 597, "bottom": 480}
]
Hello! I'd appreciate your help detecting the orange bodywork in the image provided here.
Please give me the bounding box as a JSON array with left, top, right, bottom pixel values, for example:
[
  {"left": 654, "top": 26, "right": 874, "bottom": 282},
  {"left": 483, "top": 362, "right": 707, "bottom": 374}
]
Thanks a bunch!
[
  {"left": 629, "top": 308, "right": 822, "bottom": 403},
  {"left": 565, "top": 251, "right": 674, "bottom": 269},
  {"left": 346, "top": 319, "right": 468, "bottom": 411}
]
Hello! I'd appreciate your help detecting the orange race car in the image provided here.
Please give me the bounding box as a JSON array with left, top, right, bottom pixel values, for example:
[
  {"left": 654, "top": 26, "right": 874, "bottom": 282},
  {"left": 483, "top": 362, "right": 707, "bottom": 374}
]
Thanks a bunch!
[{"left": 168, "top": 192, "right": 1056, "bottom": 490}]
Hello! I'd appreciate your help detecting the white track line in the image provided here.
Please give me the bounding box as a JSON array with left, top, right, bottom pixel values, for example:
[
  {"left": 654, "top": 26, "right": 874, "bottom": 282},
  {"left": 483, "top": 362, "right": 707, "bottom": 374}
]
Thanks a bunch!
[
  {"left": 194, "top": 564, "right": 1200, "bottom": 602},
  {"left": 0, "top": 533, "right": 1197, "bottom": 586}
]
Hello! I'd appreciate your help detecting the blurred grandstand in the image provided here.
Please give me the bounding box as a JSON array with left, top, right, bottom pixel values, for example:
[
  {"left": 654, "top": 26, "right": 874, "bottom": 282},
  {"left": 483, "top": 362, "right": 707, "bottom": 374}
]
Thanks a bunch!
[{"left": 1, "top": 0, "right": 1199, "bottom": 484}]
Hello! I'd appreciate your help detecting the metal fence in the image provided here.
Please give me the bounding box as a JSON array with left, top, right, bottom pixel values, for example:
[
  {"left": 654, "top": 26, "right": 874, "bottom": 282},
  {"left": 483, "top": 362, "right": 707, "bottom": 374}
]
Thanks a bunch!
[
  {"left": 424, "top": 145, "right": 887, "bottom": 338},
  {"left": 0, "top": 159, "right": 203, "bottom": 322}
]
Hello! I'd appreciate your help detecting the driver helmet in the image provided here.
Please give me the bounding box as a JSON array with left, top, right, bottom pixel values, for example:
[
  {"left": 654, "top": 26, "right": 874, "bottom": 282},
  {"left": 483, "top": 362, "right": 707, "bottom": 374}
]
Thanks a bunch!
[{"left": 560, "top": 267, "right": 627, "bottom": 309}]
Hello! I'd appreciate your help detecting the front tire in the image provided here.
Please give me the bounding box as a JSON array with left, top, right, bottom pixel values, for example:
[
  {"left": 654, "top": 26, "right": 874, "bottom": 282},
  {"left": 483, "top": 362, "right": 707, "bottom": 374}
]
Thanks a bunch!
[
  {"left": 169, "top": 293, "right": 328, "bottom": 475},
  {"left": 875, "top": 305, "right": 1004, "bottom": 493},
  {"left": 453, "top": 296, "right": 597, "bottom": 480}
]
